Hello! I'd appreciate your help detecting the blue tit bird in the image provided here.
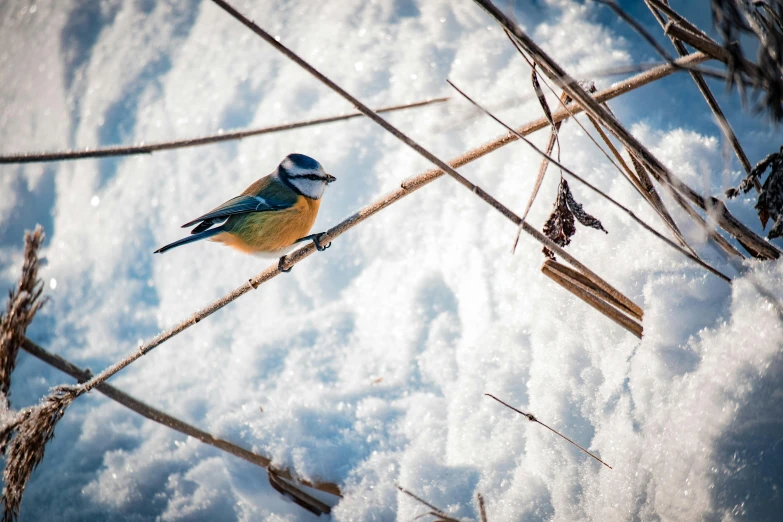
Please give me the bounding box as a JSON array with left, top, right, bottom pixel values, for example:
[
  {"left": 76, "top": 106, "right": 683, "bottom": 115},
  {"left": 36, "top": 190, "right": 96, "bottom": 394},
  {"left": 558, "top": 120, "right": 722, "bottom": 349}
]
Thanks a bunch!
[{"left": 154, "top": 153, "right": 336, "bottom": 270}]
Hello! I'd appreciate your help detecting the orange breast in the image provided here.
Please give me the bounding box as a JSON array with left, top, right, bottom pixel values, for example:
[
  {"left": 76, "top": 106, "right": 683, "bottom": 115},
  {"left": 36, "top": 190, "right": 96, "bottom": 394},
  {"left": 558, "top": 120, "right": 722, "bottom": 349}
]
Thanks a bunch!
[{"left": 212, "top": 196, "right": 321, "bottom": 254}]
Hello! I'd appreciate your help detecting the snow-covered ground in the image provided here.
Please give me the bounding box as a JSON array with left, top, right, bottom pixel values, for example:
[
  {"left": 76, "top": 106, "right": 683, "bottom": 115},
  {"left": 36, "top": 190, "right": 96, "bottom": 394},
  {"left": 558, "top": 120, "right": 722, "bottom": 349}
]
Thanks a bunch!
[{"left": 1, "top": 1, "right": 782, "bottom": 520}]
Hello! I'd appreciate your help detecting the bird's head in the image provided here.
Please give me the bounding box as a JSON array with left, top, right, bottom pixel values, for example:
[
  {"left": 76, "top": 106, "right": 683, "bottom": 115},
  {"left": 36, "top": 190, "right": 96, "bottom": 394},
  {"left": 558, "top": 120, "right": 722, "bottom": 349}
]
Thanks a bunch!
[{"left": 277, "top": 153, "right": 336, "bottom": 200}]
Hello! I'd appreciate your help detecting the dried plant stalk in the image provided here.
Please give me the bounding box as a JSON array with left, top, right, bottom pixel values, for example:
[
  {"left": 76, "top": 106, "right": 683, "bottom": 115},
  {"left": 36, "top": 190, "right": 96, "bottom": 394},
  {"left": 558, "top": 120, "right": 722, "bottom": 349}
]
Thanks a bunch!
[
  {"left": 544, "top": 259, "right": 643, "bottom": 320},
  {"left": 1, "top": 386, "right": 77, "bottom": 521},
  {"left": 267, "top": 469, "right": 331, "bottom": 516},
  {"left": 0, "top": 226, "right": 46, "bottom": 401},
  {"left": 0, "top": 98, "right": 447, "bottom": 164},
  {"left": 477, "top": 493, "right": 488, "bottom": 522},
  {"left": 20, "top": 337, "right": 340, "bottom": 497},
  {"left": 542, "top": 261, "right": 643, "bottom": 338},
  {"left": 485, "top": 393, "right": 613, "bottom": 468},
  {"left": 664, "top": 22, "right": 768, "bottom": 84},
  {"left": 475, "top": 0, "right": 780, "bottom": 260},
  {"left": 645, "top": 0, "right": 755, "bottom": 184},
  {"left": 584, "top": 112, "right": 692, "bottom": 253},
  {"left": 628, "top": 155, "right": 746, "bottom": 259},
  {"left": 446, "top": 80, "right": 732, "bottom": 283}
]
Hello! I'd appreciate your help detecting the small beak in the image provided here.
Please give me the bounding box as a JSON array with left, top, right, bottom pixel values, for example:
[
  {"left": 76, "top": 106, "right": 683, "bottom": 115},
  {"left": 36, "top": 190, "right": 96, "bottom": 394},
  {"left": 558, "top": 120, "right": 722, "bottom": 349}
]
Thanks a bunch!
[{"left": 325, "top": 173, "right": 337, "bottom": 184}]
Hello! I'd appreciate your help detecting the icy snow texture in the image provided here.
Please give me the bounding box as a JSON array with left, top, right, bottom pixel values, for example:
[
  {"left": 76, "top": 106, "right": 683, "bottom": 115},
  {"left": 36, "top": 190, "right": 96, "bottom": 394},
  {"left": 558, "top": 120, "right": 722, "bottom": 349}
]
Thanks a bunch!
[{"left": 1, "top": 0, "right": 782, "bottom": 520}]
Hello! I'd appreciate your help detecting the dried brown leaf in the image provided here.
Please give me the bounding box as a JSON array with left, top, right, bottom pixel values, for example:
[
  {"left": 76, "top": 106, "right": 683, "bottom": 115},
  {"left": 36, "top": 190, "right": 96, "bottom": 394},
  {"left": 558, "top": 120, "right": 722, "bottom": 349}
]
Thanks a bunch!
[
  {"left": 726, "top": 146, "right": 783, "bottom": 237},
  {"left": 543, "top": 178, "right": 607, "bottom": 259}
]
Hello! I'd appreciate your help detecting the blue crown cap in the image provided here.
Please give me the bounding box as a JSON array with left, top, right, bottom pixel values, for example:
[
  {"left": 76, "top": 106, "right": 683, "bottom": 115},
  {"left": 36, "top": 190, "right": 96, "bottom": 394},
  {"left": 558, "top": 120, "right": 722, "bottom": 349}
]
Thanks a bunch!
[{"left": 285, "top": 153, "right": 321, "bottom": 170}]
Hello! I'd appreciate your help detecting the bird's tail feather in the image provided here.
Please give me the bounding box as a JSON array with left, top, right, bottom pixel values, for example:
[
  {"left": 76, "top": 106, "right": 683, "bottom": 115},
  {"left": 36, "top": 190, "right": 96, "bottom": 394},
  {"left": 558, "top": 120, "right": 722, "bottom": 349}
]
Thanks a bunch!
[{"left": 154, "top": 226, "right": 224, "bottom": 254}]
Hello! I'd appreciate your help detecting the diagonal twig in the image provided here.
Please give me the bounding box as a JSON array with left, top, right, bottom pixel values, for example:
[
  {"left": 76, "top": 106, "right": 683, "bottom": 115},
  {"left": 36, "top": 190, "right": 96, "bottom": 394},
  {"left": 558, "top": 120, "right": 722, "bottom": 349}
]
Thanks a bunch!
[
  {"left": 19, "top": 337, "right": 341, "bottom": 497},
  {"left": 485, "top": 393, "right": 612, "bottom": 469},
  {"left": 0, "top": 98, "right": 448, "bottom": 165}
]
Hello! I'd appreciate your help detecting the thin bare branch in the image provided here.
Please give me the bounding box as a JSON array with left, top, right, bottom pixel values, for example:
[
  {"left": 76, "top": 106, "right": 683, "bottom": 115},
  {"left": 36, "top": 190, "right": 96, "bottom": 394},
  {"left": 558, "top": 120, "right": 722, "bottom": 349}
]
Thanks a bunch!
[
  {"left": 446, "top": 79, "right": 732, "bottom": 283},
  {"left": 485, "top": 393, "right": 613, "bottom": 469},
  {"left": 0, "top": 98, "right": 448, "bottom": 165},
  {"left": 19, "top": 337, "right": 341, "bottom": 497}
]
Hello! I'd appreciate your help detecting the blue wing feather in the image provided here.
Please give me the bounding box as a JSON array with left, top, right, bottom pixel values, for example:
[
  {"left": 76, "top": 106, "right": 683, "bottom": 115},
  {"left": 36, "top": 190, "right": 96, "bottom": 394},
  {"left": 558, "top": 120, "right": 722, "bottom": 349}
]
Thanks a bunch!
[{"left": 181, "top": 176, "right": 296, "bottom": 229}]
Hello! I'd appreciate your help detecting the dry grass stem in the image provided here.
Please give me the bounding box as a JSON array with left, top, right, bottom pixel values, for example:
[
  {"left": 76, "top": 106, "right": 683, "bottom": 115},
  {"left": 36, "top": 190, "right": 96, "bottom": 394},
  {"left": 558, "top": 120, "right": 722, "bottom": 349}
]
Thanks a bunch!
[
  {"left": 644, "top": 1, "right": 756, "bottom": 188},
  {"left": 594, "top": 0, "right": 675, "bottom": 62},
  {"left": 664, "top": 22, "right": 768, "bottom": 83},
  {"left": 446, "top": 79, "right": 732, "bottom": 283},
  {"left": 0, "top": 226, "right": 46, "bottom": 402},
  {"left": 629, "top": 155, "right": 747, "bottom": 259},
  {"left": 477, "top": 493, "right": 488, "bottom": 522},
  {"left": 585, "top": 113, "right": 693, "bottom": 252},
  {"left": 476, "top": 0, "right": 780, "bottom": 260},
  {"left": 267, "top": 469, "right": 331, "bottom": 516},
  {"left": 396, "top": 486, "right": 459, "bottom": 522},
  {"left": 1, "top": 386, "right": 77, "bottom": 521},
  {"left": 19, "top": 337, "right": 340, "bottom": 497},
  {"left": 0, "top": 98, "right": 447, "bottom": 164},
  {"left": 542, "top": 260, "right": 644, "bottom": 338},
  {"left": 484, "top": 393, "right": 613, "bottom": 469}
]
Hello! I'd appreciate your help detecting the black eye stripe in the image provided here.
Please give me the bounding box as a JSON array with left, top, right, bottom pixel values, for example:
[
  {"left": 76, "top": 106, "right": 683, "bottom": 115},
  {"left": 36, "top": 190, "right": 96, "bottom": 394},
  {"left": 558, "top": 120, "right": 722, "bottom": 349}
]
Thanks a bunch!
[{"left": 290, "top": 174, "right": 324, "bottom": 181}]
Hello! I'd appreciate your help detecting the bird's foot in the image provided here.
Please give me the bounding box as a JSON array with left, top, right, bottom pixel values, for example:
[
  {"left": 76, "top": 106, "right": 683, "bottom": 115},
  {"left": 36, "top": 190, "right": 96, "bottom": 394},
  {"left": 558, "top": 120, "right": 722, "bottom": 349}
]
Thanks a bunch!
[
  {"left": 278, "top": 255, "right": 292, "bottom": 273},
  {"left": 296, "top": 233, "right": 331, "bottom": 252}
]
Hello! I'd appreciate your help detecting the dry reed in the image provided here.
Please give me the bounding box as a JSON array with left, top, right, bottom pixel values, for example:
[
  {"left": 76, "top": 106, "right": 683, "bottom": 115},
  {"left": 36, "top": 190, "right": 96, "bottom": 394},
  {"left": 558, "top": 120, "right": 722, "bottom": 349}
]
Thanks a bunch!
[{"left": 0, "top": 226, "right": 46, "bottom": 402}]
